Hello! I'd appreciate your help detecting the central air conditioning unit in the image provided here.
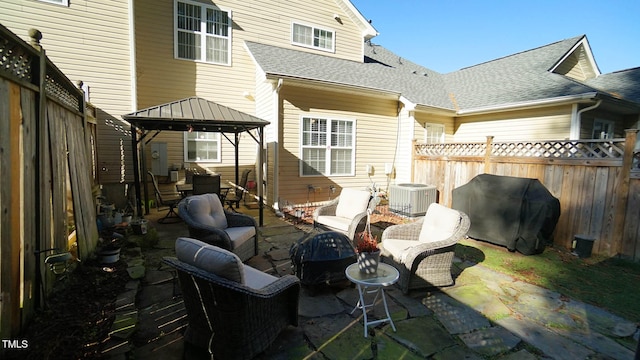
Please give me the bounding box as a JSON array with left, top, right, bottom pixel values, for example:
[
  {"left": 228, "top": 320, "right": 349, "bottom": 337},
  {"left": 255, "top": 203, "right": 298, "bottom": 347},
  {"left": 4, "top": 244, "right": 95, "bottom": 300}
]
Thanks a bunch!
[{"left": 388, "top": 183, "right": 437, "bottom": 217}]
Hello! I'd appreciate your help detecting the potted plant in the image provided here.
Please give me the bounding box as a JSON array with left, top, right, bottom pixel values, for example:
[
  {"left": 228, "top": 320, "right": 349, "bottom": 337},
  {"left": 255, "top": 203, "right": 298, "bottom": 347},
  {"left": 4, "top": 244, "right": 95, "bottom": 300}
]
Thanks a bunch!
[{"left": 356, "top": 221, "right": 380, "bottom": 274}]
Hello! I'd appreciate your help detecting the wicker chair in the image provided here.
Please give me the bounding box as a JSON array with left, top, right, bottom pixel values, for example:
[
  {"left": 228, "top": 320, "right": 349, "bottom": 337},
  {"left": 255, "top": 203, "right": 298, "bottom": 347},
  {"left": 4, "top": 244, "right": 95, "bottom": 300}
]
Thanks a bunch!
[
  {"left": 164, "top": 237, "right": 300, "bottom": 360},
  {"left": 178, "top": 193, "right": 258, "bottom": 262},
  {"left": 381, "top": 203, "right": 470, "bottom": 294},
  {"left": 313, "top": 188, "right": 377, "bottom": 241}
]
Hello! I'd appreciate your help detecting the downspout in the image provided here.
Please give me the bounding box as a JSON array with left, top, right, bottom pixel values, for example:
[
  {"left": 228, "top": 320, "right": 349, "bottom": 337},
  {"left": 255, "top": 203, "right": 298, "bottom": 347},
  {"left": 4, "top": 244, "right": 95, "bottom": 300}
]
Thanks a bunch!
[
  {"left": 272, "top": 79, "right": 283, "bottom": 211},
  {"left": 572, "top": 100, "right": 602, "bottom": 139}
]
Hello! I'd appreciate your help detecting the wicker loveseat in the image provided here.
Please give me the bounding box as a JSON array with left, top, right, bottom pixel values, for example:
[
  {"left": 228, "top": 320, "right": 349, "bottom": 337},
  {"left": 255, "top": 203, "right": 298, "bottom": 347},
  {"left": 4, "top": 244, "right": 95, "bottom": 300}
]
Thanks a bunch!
[
  {"left": 313, "top": 188, "right": 376, "bottom": 241},
  {"left": 380, "top": 203, "right": 470, "bottom": 294},
  {"left": 178, "top": 193, "right": 258, "bottom": 262},
  {"left": 164, "top": 237, "right": 300, "bottom": 359}
]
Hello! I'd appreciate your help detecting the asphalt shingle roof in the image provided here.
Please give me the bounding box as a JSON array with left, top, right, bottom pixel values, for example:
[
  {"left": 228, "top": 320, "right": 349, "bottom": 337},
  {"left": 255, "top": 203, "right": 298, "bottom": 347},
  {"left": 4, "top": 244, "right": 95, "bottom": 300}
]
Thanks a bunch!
[
  {"left": 245, "top": 35, "right": 639, "bottom": 112},
  {"left": 585, "top": 67, "right": 640, "bottom": 103}
]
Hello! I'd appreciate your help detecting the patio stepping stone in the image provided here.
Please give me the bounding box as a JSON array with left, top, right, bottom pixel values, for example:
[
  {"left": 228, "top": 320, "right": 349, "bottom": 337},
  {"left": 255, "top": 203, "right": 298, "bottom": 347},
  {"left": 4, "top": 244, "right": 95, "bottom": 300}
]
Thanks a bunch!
[
  {"left": 383, "top": 317, "right": 457, "bottom": 358},
  {"left": 458, "top": 326, "right": 521, "bottom": 356},
  {"left": 496, "top": 316, "right": 594, "bottom": 360},
  {"left": 109, "top": 310, "right": 138, "bottom": 339},
  {"left": 422, "top": 292, "right": 490, "bottom": 334},
  {"left": 444, "top": 283, "right": 512, "bottom": 322},
  {"left": 497, "top": 349, "right": 538, "bottom": 360},
  {"left": 114, "top": 289, "right": 137, "bottom": 311},
  {"left": 126, "top": 265, "right": 146, "bottom": 280},
  {"left": 299, "top": 288, "right": 345, "bottom": 317},
  {"left": 387, "top": 290, "right": 433, "bottom": 318},
  {"left": 432, "top": 344, "right": 484, "bottom": 360},
  {"left": 556, "top": 327, "right": 635, "bottom": 360},
  {"left": 144, "top": 269, "right": 174, "bottom": 285}
]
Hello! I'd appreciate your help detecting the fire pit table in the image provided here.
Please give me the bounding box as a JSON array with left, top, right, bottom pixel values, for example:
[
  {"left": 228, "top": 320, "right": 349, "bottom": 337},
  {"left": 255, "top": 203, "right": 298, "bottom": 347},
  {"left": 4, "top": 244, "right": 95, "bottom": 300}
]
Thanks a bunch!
[{"left": 289, "top": 231, "right": 356, "bottom": 286}]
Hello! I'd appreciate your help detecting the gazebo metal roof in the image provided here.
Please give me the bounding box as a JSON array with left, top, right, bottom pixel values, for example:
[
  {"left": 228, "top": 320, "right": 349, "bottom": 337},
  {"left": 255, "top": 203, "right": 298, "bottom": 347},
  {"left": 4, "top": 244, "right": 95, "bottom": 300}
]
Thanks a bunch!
[
  {"left": 122, "top": 96, "right": 270, "bottom": 133},
  {"left": 123, "top": 97, "right": 269, "bottom": 225}
]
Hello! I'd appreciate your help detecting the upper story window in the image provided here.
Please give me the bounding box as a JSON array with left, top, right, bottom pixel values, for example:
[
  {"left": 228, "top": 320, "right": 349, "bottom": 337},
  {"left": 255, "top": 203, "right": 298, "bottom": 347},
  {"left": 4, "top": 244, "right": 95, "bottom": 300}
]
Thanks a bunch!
[
  {"left": 291, "top": 22, "right": 334, "bottom": 52},
  {"left": 38, "top": 0, "right": 69, "bottom": 6},
  {"left": 300, "top": 116, "right": 355, "bottom": 176},
  {"left": 175, "top": 0, "right": 231, "bottom": 65},
  {"left": 184, "top": 131, "right": 221, "bottom": 162},
  {"left": 424, "top": 123, "right": 445, "bottom": 144}
]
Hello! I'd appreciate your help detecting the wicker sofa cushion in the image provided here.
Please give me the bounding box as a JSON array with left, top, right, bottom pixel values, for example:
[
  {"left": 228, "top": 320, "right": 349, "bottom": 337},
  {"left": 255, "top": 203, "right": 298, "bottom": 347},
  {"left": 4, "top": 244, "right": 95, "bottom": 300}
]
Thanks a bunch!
[
  {"left": 418, "top": 203, "right": 461, "bottom": 243},
  {"left": 335, "top": 189, "right": 371, "bottom": 220},
  {"left": 224, "top": 226, "right": 257, "bottom": 249},
  {"left": 185, "top": 194, "right": 228, "bottom": 229},
  {"left": 243, "top": 265, "right": 278, "bottom": 290},
  {"left": 176, "top": 237, "right": 244, "bottom": 283},
  {"left": 314, "top": 215, "right": 351, "bottom": 232}
]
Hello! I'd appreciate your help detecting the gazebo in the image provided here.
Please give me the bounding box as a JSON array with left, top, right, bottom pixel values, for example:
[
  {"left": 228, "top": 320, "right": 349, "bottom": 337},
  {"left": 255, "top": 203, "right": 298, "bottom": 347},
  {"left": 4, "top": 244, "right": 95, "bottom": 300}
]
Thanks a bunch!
[{"left": 123, "top": 97, "right": 270, "bottom": 225}]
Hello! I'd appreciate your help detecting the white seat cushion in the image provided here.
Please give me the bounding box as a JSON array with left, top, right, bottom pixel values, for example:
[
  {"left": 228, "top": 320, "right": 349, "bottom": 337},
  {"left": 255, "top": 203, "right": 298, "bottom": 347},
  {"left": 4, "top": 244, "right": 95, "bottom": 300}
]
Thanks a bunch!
[
  {"left": 186, "top": 194, "right": 228, "bottom": 229},
  {"left": 381, "top": 239, "right": 419, "bottom": 262},
  {"left": 224, "top": 226, "right": 256, "bottom": 250},
  {"left": 335, "top": 189, "right": 370, "bottom": 220},
  {"left": 316, "top": 215, "right": 351, "bottom": 232},
  {"left": 243, "top": 265, "right": 278, "bottom": 290},
  {"left": 418, "top": 203, "right": 461, "bottom": 243},
  {"left": 175, "top": 237, "right": 244, "bottom": 283}
]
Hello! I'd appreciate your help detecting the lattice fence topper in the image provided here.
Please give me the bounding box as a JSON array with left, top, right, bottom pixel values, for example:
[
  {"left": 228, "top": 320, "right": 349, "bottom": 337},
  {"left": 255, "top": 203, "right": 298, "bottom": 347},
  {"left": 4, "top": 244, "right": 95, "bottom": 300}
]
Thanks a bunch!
[
  {"left": 0, "top": 33, "right": 35, "bottom": 82},
  {"left": 1, "top": 26, "right": 82, "bottom": 112},
  {"left": 416, "top": 139, "right": 626, "bottom": 159}
]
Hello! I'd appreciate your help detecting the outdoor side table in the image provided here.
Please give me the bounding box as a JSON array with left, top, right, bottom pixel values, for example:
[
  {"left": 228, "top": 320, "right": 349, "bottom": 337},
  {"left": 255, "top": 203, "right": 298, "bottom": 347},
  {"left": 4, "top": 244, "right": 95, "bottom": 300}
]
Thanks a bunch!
[{"left": 345, "top": 262, "right": 399, "bottom": 337}]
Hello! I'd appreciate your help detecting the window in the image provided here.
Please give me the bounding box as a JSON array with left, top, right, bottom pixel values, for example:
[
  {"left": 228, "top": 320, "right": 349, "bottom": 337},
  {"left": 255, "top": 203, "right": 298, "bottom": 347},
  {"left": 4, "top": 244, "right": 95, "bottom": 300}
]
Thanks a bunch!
[
  {"left": 184, "top": 131, "right": 221, "bottom": 162},
  {"left": 38, "top": 0, "right": 69, "bottom": 5},
  {"left": 300, "top": 117, "right": 355, "bottom": 176},
  {"left": 424, "top": 123, "right": 445, "bottom": 143},
  {"left": 592, "top": 119, "right": 614, "bottom": 139},
  {"left": 292, "top": 22, "right": 334, "bottom": 52},
  {"left": 175, "top": 0, "right": 231, "bottom": 65}
]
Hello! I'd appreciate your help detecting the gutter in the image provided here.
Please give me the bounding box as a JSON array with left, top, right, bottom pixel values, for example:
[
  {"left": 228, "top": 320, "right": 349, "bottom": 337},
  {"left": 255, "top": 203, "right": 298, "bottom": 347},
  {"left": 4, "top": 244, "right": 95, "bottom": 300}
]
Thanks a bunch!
[{"left": 456, "top": 93, "right": 598, "bottom": 116}]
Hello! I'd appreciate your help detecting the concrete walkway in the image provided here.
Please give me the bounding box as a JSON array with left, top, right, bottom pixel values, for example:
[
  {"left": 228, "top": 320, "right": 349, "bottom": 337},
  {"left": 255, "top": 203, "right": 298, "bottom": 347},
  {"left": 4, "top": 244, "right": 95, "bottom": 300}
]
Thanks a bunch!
[{"left": 104, "top": 206, "right": 639, "bottom": 360}]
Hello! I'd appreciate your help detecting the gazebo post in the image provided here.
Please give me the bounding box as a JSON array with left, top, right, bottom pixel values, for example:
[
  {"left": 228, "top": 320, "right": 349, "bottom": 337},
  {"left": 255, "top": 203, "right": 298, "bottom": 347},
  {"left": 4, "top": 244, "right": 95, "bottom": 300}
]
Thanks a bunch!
[
  {"left": 259, "top": 127, "right": 264, "bottom": 226},
  {"left": 131, "top": 124, "right": 143, "bottom": 218}
]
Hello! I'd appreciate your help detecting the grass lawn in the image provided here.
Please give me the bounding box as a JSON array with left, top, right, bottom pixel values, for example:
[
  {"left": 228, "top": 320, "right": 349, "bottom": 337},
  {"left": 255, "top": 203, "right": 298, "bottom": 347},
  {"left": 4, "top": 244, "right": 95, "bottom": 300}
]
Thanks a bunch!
[{"left": 455, "top": 238, "right": 640, "bottom": 323}]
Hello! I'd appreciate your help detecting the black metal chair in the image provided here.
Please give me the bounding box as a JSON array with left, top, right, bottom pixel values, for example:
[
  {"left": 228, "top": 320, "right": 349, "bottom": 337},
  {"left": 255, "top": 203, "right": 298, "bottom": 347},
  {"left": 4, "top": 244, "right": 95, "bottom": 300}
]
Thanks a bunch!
[
  {"left": 225, "top": 169, "right": 251, "bottom": 210},
  {"left": 148, "top": 171, "right": 182, "bottom": 224},
  {"left": 192, "top": 174, "right": 221, "bottom": 196}
]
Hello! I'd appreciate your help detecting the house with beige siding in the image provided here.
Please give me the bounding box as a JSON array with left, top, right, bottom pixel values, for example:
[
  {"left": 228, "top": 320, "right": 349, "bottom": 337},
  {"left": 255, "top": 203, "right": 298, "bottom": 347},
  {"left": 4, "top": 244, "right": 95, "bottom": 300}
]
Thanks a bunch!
[{"left": 2, "top": 0, "right": 639, "bottom": 209}]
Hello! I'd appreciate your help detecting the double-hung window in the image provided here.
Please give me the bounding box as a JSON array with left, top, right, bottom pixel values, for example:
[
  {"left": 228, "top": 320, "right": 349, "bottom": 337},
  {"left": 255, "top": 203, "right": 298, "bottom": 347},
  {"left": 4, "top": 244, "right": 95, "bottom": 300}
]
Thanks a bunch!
[
  {"left": 300, "top": 117, "right": 355, "bottom": 176},
  {"left": 175, "top": 0, "right": 231, "bottom": 65},
  {"left": 292, "top": 22, "right": 334, "bottom": 52},
  {"left": 592, "top": 119, "right": 614, "bottom": 139},
  {"left": 424, "top": 123, "right": 445, "bottom": 143},
  {"left": 185, "top": 131, "right": 221, "bottom": 162}
]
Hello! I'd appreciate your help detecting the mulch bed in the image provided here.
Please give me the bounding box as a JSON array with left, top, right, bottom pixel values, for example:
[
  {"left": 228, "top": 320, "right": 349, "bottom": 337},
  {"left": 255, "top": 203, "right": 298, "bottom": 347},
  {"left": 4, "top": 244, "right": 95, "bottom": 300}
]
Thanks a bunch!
[{"left": 6, "top": 237, "right": 131, "bottom": 359}]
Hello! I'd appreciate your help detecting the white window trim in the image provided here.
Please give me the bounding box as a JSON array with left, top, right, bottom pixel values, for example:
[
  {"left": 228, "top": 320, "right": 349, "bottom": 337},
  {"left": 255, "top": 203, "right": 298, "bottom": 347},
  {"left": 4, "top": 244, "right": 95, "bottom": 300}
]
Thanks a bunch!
[
  {"left": 183, "top": 131, "right": 222, "bottom": 163},
  {"left": 299, "top": 115, "right": 356, "bottom": 177},
  {"left": 37, "top": 0, "right": 69, "bottom": 6},
  {"left": 423, "top": 123, "right": 445, "bottom": 143},
  {"left": 291, "top": 21, "right": 335, "bottom": 53},
  {"left": 592, "top": 118, "right": 614, "bottom": 139},
  {"left": 174, "top": 0, "right": 232, "bottom": 66}
]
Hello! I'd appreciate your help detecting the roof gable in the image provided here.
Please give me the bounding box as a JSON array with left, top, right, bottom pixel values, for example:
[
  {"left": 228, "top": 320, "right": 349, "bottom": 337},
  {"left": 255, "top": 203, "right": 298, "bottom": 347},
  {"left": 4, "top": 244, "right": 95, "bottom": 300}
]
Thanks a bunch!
[{"left": 550, "top": 36, "right": 600, "bottom": 81}]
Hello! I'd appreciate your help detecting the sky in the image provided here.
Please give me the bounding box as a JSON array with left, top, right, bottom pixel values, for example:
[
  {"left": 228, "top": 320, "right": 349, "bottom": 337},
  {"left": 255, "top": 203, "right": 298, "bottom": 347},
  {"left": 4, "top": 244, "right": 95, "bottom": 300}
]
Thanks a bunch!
[{"left": 350, "top": 0, "right": 640, "bottom": 74}]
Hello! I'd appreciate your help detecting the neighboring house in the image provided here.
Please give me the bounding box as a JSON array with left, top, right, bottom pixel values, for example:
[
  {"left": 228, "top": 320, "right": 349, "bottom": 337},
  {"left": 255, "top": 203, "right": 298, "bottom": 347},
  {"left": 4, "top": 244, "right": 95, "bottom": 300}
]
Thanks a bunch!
[{"left": 2, "top": 0, "right": 639, "bottom": 208}]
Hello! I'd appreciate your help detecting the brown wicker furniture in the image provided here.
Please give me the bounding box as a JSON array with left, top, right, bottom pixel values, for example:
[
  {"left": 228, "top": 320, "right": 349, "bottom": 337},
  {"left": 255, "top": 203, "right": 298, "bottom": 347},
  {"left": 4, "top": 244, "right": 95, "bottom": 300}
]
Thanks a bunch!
[
  {"left": 380, "top": 203, "right": 470, "bottom": 294},
  {"left": 178, "top": 193, "right": 258, "bottom": 261},
  {"left": 164, "top": 237, "right": 300, "bottom": 359},
  {"left": 312, "top": 188, "right": 376, "bottom": 241}
]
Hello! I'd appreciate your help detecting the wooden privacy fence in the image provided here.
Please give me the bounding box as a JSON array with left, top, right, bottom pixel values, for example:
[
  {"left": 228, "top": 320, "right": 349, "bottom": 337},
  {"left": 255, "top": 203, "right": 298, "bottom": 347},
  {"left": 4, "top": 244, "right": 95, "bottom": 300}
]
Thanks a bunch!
[
  {"left": 411, "top": 130, "right": 640, "bottom": 261},
  {"left": 0, "top": 24, "right": 98, "bottom": 341}
]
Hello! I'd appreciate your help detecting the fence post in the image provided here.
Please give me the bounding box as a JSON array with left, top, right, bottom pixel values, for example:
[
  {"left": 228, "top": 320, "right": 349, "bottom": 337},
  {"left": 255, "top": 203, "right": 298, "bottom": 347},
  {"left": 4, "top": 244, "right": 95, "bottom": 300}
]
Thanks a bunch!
[
  {"left": 612, "top": 129, "right": 639, "bottom": 256},
  {"left": 484, "top": 136, "right": 494, "bottom": 174}
]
